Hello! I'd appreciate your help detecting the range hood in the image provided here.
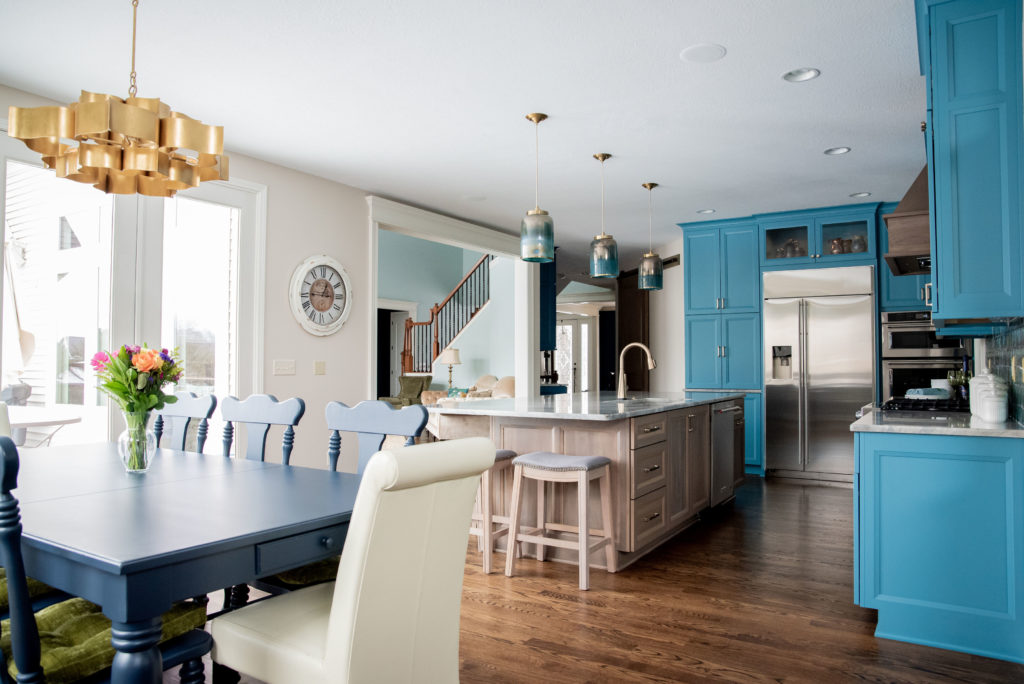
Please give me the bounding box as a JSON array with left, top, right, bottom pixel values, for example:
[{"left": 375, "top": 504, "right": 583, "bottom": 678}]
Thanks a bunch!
[{"left": 882, "top": 166, "right": 930, "bottom": 276}]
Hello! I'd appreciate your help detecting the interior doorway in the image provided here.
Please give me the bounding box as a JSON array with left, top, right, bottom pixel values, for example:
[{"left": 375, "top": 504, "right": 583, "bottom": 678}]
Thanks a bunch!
[
  {"left": 555, "top": 316, "right": 595, "bottom": 394},
  {"left": 376, "top": 298, "right": 416, "bottom": 397}
]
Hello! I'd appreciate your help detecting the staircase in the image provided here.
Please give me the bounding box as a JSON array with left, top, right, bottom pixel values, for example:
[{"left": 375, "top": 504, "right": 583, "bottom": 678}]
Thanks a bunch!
[{"left": 402, "top": 255, "right": 491, "bottom": 373}]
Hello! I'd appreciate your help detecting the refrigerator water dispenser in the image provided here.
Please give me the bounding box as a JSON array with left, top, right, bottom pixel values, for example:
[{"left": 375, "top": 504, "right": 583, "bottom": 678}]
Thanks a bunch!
[{"left": 772, "top": 346, "right": 793, "bottom": 379}]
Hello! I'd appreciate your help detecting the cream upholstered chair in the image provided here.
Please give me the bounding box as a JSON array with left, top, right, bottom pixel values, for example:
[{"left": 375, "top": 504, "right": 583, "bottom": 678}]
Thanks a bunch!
[{"left": 210, "top": 437, "right": 496, "bottom": 684}]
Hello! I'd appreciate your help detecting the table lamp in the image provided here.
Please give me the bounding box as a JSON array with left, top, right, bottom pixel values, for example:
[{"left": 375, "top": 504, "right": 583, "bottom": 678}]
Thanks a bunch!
[{"left": 438, "top": 348, "right": 461, "bottom": 389}]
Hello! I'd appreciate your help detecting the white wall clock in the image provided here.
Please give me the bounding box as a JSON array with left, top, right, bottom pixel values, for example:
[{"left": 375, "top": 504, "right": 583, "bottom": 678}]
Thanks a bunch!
[{"left": 289, "top": 255, "right": 353, "bottom": 335}]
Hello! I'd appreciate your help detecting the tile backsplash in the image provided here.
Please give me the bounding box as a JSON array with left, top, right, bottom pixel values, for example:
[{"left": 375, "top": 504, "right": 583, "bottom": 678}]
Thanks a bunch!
[{"left": 986, "top": 318, "right": 1024, "bottom": 424}]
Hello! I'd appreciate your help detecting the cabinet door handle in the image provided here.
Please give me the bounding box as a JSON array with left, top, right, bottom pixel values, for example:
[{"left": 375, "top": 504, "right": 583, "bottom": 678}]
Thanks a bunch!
[
  {"left": 643, "top": 464, "right": 661, "bottom": 473},
  {"left": 721, "top": 297, "right": 726, "bottom": 309},
  {"left": 642, "top": 512, "right": 661, "bottom": 523},
  {"left": 721, "top": 345, "right": 727, "bottom": 358},
  {"left": 686, "top": 414, "right": 694, "bottom": 433},
  {"left": 919, "top": 287, "right": 925, "bottom": 301},
  {"left": 924, "top": 283, "right": 932, "bottom": 307},
  {"left": 642, "top": 425, "right": 662, "bottom": 433}
]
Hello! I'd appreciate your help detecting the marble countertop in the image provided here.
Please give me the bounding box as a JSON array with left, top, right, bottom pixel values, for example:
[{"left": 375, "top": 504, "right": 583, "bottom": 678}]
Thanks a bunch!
[
  {"left": 850, "top": 408, "right": 1024, "bottom": 438},
  {"left": 426, "top": 391, "right": 747, "bottom": 421}
]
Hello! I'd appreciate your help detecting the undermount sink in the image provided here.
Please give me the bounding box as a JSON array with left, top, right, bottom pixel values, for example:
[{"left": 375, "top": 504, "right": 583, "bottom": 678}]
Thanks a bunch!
[{"left": 620, "top": 396, "right": 674, "bottom": 404}]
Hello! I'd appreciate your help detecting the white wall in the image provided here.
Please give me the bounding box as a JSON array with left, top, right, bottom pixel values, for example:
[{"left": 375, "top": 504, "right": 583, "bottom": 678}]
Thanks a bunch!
[
  {"left": 648, "top": 236, "right": 684, "bottom": 392},
  {"left": 0, "top": 83, "right": 372, "bottom": 471}
]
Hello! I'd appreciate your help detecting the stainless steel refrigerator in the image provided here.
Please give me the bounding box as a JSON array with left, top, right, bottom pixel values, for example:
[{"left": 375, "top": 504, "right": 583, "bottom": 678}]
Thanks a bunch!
[{"left": 763, "top": 266, "right": 875, "bottom": 480}]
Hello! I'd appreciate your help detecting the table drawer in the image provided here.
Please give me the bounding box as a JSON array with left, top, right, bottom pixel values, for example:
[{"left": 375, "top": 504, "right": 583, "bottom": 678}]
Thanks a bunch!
[
  {"left": 256, "top": 523, "right": 348, "bottom": 575},
  {"left": 631, "top": 413, "right": 668, "bottom": 449},
  {"left": 631, "top": 442, "right": 667, "bottom": 498},
  {"left": 630, "top": 487, "right": 667, "bottom": 551}
]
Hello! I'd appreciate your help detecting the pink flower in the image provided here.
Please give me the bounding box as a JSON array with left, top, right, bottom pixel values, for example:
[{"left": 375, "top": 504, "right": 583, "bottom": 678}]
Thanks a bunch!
[{"left": 90, "top": 351, "right": 110, "bottom": 371}]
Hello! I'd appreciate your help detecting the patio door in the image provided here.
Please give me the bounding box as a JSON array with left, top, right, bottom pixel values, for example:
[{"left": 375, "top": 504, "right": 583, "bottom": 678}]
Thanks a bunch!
[{"left": 1, "top": 124, "right": 265, "bottom": 445}]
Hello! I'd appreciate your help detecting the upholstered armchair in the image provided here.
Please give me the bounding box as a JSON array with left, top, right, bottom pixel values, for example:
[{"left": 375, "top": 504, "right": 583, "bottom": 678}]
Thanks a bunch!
[{"left": 379, "top": 375, "right": 431, "bottom": 408}]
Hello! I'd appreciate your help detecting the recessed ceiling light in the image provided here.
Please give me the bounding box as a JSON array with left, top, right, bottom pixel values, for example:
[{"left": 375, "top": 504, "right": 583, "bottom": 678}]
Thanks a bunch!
[
  {"left": 697, "top": 209, "right": 716, "bottom": 214},
  {"left": 849, "top": 191, "right": 872, "bottom": 198},
  {"left": 680, "top": 43, "right": 727, "bottom": 63},
  {"left": 824, "top": 147, "right": 851, "bottom": 155},
  {"left": 782, "top": 67, "right": 821, "bottom": 82}
]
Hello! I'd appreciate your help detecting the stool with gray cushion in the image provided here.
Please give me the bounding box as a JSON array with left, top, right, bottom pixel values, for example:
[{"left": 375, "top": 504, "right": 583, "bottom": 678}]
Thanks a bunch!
[
  {"left": 504, "top": 451, "right": 616, "bottom": 590},
  {"left": 468, "top": 448, "right": 516, "bottom": 574}
]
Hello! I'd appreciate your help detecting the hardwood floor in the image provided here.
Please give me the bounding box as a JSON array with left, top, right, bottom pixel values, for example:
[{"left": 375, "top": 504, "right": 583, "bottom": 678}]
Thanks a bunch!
[
  {"left": 458, "top": 478, "right": 1024, "bottom": 683},
  {"left": 172, "top": 478, "right": 1023, "bottom": 682}
]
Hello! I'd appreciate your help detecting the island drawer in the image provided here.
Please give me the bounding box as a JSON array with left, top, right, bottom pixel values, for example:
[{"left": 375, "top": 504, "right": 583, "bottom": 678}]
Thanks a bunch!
[
  {"left": 631, "top": 413, "right": 668, "bottom": 449},
  {"left": 631, "top": 442, "right": 667, "bottom": 498},
  {"left": 256, "top": 523, "right": 349, "bottom": 575},
  {"left": 629, "top": 487, "right": 667, "bottom": 551}
]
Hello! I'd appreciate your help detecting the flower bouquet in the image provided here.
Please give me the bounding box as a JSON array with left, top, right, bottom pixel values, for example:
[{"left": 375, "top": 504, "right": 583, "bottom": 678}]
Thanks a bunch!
[{"left": 92, "top": 345, "right": 183, "bottom": 472}]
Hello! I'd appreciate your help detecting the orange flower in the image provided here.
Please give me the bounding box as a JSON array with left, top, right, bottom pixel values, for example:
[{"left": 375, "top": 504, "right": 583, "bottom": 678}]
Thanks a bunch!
[{"left": 132, "top": 348, "right": 162, "bottom": 373}]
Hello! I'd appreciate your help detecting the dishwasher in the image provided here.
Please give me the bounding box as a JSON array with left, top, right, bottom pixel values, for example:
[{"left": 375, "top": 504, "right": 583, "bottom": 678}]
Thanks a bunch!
[{"left": 711, "top": 402, "right": 743, "bottom": 506}]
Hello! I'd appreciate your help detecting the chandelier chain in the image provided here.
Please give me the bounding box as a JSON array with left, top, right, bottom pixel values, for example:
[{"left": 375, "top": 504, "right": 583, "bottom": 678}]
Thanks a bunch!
[{"left": 128, "top": 0, "right": 139, "bottom": 97}]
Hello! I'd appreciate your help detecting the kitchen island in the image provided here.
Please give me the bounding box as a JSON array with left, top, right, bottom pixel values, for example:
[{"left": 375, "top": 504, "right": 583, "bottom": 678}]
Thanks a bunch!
[
  {"left": 851, "top": 409, "right": 1024, "bottom": 663},
  {"left": 429, "top": 391, "right": 745, "bottom": 570}
]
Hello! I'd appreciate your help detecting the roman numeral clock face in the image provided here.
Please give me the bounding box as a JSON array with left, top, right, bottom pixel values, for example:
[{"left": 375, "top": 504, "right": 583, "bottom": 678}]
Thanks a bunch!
[{"left": 289, "top": 256, "right": 353, "bottom": 335}]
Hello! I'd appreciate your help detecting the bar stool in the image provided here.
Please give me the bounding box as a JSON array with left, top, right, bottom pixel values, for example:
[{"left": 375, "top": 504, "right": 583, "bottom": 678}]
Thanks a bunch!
[
  {"left": 504, "top": 451, "right": 616, "bottom": 590},
  {"left": 468, "top": 448, "right": 517, "bottom": 573}
]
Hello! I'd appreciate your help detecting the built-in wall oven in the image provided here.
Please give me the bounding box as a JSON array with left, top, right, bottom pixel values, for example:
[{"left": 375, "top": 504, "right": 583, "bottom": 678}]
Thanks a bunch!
[
  {"left": 879, "top": 311, "right": 966, "bottom": 401},
  {"left": 881, "top": 311, "right": 964, "bottom": 358}
]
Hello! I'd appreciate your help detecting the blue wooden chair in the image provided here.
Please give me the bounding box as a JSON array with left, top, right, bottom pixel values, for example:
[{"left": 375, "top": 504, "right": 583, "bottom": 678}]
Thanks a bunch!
[
  {"left": 154, "top": 392, "right": 217, "bottom": 453},
  {"left": 0, "top": 437, "right": 212, "bottom": 683},
  {"left": 259, "top": 401, "right": 429, "bottom": 592},
  {"left": 220, "top": 394, "right": 305, "bottom": 463},
  {"left": 326, "top": 400, "right": 429, "bottom": 474}
]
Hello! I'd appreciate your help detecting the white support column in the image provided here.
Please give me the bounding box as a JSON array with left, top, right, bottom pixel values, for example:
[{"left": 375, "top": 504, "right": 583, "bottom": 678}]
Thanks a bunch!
[{"left": 514, "top": 260, "right": 539, "bottom": 398}]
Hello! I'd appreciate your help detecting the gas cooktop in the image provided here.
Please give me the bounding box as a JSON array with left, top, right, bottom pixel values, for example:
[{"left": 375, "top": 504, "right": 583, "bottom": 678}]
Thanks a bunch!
[{"left": 881, "top": 397, "right": 970, "bottom": 412}]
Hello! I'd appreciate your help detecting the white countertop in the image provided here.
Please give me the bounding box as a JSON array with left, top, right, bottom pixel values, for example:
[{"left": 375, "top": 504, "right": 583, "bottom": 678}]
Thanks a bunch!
[
  {"left": 426, "top": 391, "right": 746, "bottom": 421},
  {"left": 850, "top": 408, "right": 1024, "bottom": 438}
]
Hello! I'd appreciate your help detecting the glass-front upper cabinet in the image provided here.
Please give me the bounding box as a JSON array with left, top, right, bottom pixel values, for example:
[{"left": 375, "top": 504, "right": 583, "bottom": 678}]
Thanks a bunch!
[
  {"left": 760, "top": 207, "right": 877, "bottom": 268},
  {"left": 762, "top": 216, "right": 812, "bottom": 265}
]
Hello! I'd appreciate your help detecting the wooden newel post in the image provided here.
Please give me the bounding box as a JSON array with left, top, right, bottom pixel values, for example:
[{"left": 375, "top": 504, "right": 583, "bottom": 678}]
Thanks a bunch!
[{"left": 431, "top": 303, "right": 441, "bottom": 362}]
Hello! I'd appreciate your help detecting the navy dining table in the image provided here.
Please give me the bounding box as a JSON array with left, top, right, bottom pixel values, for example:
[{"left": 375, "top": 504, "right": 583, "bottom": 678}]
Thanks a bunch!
[{"left": 13, "top": 443, "right": 361, "bottom": 684}]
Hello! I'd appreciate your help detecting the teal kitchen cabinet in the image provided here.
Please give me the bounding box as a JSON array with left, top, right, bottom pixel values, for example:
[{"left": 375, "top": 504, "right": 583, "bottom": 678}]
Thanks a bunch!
[
  {"left": 685, "top": 313, "right": 761, "bottom": 391},
  {"left": 855, "top": 430, "right": 1024, "bottom": 661},
  {"left": 920, "top": 0, "right": 1024, "bottom": 320},
  {"left": 878, "top": 201, "right": 931, "bottom": 311},
  {"left": 682, "top": 220, "right": 760, "bottom": 314},
  {"left": 760, "top": 205, "right": 878, "bottom": 269}
]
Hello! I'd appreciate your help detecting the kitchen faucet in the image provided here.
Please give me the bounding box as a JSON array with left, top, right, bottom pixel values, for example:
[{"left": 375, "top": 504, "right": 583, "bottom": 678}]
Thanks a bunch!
[{"left": 617, "top": 342, "right": 657, "bottom": 399}]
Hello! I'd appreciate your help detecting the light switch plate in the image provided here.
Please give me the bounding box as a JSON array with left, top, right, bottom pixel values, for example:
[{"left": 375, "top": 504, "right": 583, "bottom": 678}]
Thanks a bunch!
[
  {"left": 314, "top": 360, "right": 326, "bottom": 375},
  {"left": 273, "top": 359, "right": 296, "bottom": 376}
]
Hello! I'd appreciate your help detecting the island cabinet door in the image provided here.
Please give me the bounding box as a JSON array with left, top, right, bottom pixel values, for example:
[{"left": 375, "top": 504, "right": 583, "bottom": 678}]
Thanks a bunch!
[
  {"left": 685, "top": 406, "right": 711, "bottom": 514},
  {"left": 666, "top": 410, "right": 689, "bottom": 525}
]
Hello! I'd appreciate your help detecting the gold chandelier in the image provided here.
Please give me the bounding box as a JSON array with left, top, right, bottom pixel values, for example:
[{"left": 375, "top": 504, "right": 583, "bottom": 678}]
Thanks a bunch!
[{"left": 6, "top": 0, "right": 228, "bottom": 197}]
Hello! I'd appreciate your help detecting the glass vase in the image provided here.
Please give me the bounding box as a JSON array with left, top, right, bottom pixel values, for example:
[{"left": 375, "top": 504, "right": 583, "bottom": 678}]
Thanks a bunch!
[{"left": 118, "top": 409, "right": 155, "bottom": 473}]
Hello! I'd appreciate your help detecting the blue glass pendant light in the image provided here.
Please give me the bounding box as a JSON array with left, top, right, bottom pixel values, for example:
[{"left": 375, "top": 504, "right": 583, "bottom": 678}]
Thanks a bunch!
[
  {"left": 589, "top": 153, "right": 619, "bottom": 278},
  {"left": 638, "top": 182, "right": 663, "bottom": 291},
  {"left": 520, "top": 113, "right": 554, "bottom": 262}
]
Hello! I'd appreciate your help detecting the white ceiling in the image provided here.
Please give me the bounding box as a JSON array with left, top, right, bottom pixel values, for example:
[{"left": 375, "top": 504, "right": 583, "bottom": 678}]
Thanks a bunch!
[{"left": 0, "top": 0, "right": 926, "bottom": 282}]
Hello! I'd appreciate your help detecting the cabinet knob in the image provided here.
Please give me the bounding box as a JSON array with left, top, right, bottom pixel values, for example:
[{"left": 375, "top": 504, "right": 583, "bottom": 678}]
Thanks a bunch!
[
  {"left": 921, "top": 121, "right": 927, "bottom": 132},
  {"left": 320, "top": 536, "right": 334, "bottom": 548}
]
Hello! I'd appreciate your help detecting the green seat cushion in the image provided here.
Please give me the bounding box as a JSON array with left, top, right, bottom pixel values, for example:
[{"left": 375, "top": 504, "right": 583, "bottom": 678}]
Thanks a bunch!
[
  {"left": 0, "top": 598, "right": 207, "bottom": 684},
  {"left": 268, "top": 555, "right": 340, "bottom": 587},
  {"left": 0, "top": 568, "right": 59, "bottom": 612}
]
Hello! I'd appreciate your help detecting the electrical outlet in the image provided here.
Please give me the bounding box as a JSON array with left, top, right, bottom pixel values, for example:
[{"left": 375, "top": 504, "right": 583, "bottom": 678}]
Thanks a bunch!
[
  {"left": 314, "top": 360, "right": 326, "bottom": 376},
  {"left": 273, "top": 359, "right": 296, "bottom": 376}
]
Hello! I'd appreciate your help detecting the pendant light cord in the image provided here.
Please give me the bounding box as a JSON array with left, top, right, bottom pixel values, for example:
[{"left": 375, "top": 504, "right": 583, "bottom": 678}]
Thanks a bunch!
[
  {"left": 128, "top": 0, "right": 139, "bottom": 97},
  {"left": 600, "top": 158, "right": 606, "bottom": 236},
  {"left": 536, "top": 120, "right": 544, "bottom": 209},
  {"left": 648, "top": 187, "right": 654, "bottom": 252}
]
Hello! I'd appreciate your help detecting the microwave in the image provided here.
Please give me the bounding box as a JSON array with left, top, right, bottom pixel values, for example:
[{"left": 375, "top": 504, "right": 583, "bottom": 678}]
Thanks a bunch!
[
  {"left": 880, "top": 311, "right": 965, "bottom": 358},
  {"left": 882, "top": 358, "right": 962, "bottom": 400}
]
